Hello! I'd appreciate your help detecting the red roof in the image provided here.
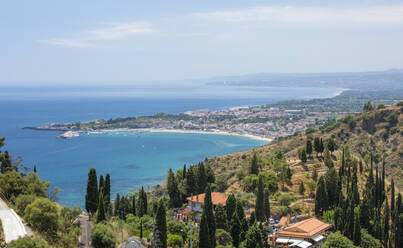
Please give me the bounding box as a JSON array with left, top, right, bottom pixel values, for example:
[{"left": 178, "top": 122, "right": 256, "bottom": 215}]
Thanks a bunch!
[
  {"left": 276, "top": 217, "right": 332, "bottom": 239},
  {"left": 186, "top": 192, "right": 227, "bottom": 206}
]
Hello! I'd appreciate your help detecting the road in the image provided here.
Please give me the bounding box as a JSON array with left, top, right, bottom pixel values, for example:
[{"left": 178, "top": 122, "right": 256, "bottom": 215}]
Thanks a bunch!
[
  {"left": 0, "top": 198, "right": 27, "bottom": 243},
  {"left": 122, "top": 237, "right": 146, "bottom": 248},
  {"left": 77, "top": 215, "right": 91, "bottom": 248}
]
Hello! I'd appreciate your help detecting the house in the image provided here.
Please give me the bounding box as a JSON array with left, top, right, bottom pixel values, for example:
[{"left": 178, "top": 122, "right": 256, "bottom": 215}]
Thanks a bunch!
[
  {"left": 186, "top": 192, "right": 227, "bottom": 213},
  {"left": 274, "top": 217, "right": 332, "bottom": 247}
]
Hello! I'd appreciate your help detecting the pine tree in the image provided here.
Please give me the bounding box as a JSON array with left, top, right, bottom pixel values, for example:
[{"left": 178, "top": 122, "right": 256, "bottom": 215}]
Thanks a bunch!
[
  {"left": 264, "top": 190, "right": 270, "bottom": 221},
  {"left": 104, "top": 174, "right": 111, "bottom": 207},
  {"left": 353, "top": 207, "right": 361, "bottom": 246},
  {"left": 250, "top": 153, "right": 259, "bottom": 175},
  {"left": 215, "top": 204, "right": 228, "bottom": 231},
  {"left": 85, "top": 168, "right": 98, "bottom": 214},
  {"left": 231, "top": 212, "right": 241, "bottom": 248},
  {"left": 226, "top": 194, "right": 236, "bottom": 223},
  {"left": 204, "top": 185, "right": 216, "bottom": 248},
  {"left": 0, "top": 150, "right": 11, "bottom": 173},
  {"left": 315, "top": 176, "right": 328, "bottom": 216},
  {"left": 306, "top": 139, "right": 312, "bottom": 158},
  {"left": 96, "top": 188, "right": 106, "bottom": 223},
  {"left": 152, "top": 200, "right": 167, "bottom": 248}
]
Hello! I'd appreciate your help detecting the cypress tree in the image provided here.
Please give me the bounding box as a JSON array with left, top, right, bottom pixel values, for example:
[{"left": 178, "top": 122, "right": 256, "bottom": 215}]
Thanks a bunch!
[
  {"left": 264, "top": 190, "right": 270, "bottom": 221},
  {"left": 99, "top": 174, "right": 104, "bottom": 195},
  {"left": 204, "top": 185, "right": 216, "bottom": 248},
  {"left": 312, "top": 167, "right": 318, "bottom": 182},
  {"left": 182, "top": 164, "right": 187, "bottom": 180},
  {"left": 319, "top": 138, "right": 324, "bottom": 156},
  {"left": 381, "top": 160, "right": 386, "bottom": 203},
  {"left": 85, "top": 168, "right": 98, "bottom": 214},
  {"left": 245, "top": 224, "right": 264, "bottom": 248},
  {"left": 186, "top": 168, "right": 196, "bottom": 195},
  {"left": 104, "top": 173, "right": 111, "bottom": 207},
  {"left": 114, "top": 193, "right": 120, "bottom": 216},
  {"left": 299, "top": 181, "right": 305, "bottom": 195},
  {"left": 33, "top": 165, "right": 37, "bottom": 173},
  {"left": 167, "top": 168, "right": 181, "bottom": 208},
  {"left": 132, "top": 194, "right": 136, "bottom": 216},
  {"left": 152, "top": 200, "right": 167, "bottom": 248},
  {"left": 96, "top": 188, "right": 106, "bottom": 223},
  {"left": 314, "top": 137, "right": 320, "bottom": 157},
  {"left": 344, "top": 199, "right": 354, "bottom": 239},
  {"left": 226, "top": 194, "right": 236, "bottom": 223},
  {"left": 231, "top": 212, "right": 241, "bottom": 248},
  {"left": 137, "top": 186, "right": 148, "bottom": 217},
  {"left": 353, "top": 207, "right": 361, "bottom": 246},
  {"left": 250, "top": 153, "right": 259, "bottom": 175},
  {"left": 327, "top": 138, "right": 336, "bottom": 155},
  {"left": 315, "top": 176, "right": 328, "bottom": 216},
  {"left": 255, "top": 175, "right": 265, "bottom": 222},
  {"left": 199, "top": 213, "right": 210, "bottom": 248},
  {"left": 383, "top": 200, "right": 390, "bottom": 247},
  {"left": 306, "top": 139, "right": 312, "bottom": 157},
  {"left": 340, "top": 147, "right": 345, "bottom": 177},
  {"left": 360, "top": 197, "right": 371, "bottom": 230},
  {"left": 197, "top": 163, "right": 207, "bottom": 194},
  {"left": 215, "top": 204, "right": 228, "bottom": 231},
  {"left": 334, "top": 207, "right": 343, "bottom": 231},
  {"left": 140, "top": 219, "right": 143, "bottom": 240},
  {"left": 391, "top": 179, "right": 395, "bottom": 219},
  {"left": 325, "top": 167, "right": 339, "bottom": 208}
]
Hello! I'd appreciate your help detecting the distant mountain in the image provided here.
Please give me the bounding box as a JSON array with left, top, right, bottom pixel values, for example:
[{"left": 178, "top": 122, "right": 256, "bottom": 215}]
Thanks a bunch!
[{"left": 205, "top": 69, "right": 403, "bottom": 90}]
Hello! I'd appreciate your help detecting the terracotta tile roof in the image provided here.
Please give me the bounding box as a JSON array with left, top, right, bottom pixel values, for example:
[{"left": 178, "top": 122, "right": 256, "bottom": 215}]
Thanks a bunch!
[
  {"left": 276, "top": 217, "right": 332, "bottom": 239},
  {"left": 186, "top": 192, "right": 227, "bottom": 206},
  {"left": 278, "top": 216, "right": 289, "bottom": 227}
]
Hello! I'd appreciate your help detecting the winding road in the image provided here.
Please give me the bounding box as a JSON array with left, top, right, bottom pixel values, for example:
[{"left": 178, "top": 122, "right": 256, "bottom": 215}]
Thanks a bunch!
[{"left": 0, "top": 198, "right": 27, "bottom": 243}]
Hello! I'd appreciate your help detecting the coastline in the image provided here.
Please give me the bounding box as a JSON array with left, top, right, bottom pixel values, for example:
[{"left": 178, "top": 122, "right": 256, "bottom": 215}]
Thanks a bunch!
[{"left": 78, "top": 128, "right": 273, "bottom": 143}]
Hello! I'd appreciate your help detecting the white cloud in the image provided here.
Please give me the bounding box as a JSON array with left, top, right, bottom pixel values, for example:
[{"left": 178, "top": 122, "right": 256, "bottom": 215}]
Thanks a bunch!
[
  {"left": 194, "top": 5, "right": 403, "bottom": 26},
  {"left": 38, "top": 21, "right": 156, "bottom": 48},
  {"left": 37, "top": 39, "right": 92, "bottom": 48}
]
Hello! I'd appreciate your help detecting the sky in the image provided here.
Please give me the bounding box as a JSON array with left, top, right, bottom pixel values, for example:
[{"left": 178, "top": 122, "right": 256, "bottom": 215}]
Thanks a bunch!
[{"left": 1, "top": 0, "right": 403, "bottom": 84}]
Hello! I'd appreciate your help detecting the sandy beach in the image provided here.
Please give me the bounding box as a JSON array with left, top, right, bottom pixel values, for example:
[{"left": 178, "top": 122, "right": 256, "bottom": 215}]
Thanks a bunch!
[{"left": 82, "top": 128, "right": 273, "bottom": 143}]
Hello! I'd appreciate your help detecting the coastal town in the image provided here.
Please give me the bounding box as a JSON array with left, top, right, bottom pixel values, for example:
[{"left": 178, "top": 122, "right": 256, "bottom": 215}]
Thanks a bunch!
[{"left": 24, "top": 103, "right": 357, "bottom": 140}]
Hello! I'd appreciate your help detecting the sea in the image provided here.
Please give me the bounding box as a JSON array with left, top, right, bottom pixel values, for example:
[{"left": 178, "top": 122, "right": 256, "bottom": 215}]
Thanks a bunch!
[{"left": 0, "top": 85, "right": 342, "bottom": 207}]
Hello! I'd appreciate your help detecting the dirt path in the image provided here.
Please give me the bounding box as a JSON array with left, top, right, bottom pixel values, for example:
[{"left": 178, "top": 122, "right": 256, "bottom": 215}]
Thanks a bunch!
[{"left": 77, "top": 215, "right": 91, "bottom": 248}]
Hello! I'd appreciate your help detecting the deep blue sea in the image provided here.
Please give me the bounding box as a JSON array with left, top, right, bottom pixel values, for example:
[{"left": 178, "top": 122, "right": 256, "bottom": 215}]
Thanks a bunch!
[{"left": 0, "top": 85, "right": 342, "bottom": 207}]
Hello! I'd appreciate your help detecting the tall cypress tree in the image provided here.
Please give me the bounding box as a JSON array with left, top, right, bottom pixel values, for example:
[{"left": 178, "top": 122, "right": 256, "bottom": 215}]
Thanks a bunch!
[
  {"left": 226, "top": 194, "right": 236, "bottom": 223},
  {"left": 231, "top": 212, "right": 241, "bottom": 248},
  {"left": 199, "top": 213, "right": 210, "bottom": 248},
  {"left": 391, "top": 179, "right": 395, "bottom": 218},
  {"left": 167, "top": 168, "right": 181, "bottom": 208},
  {"left": 197, "top": 163, "right": 207, "bottom": 194},
  {"left": 383, "top": 200, "right": 390, "bottom": 247},
  {"left": 182, "top": 164, "right": 187, "bottom": 180},
  {"left": 315, "top": 176, "right": 328, "bottom": 216},
  {"left": 215, "top": 204, "right": 228, "bottom": 231},
  {"left": 186, "top": 167, "right": 196, "bottom": 195},
  {"left": 99, "top": 174, "right": 104, "bottom": 195},
  {"left": 96, "top": 188, "right": 106, "bottom": 223},
  {"left": 132, "top": 194, "right": 136, "bottom": 216},
  {"left": 250, "top": 153, "right": 259, "bottom": 175},
  {"left": 344, "top": 199, "right": 354, "bottom": 239},
  {"left": 114, "top": 193, "right": 120, "bottom": 216},
  {"left": 353, "top": 207, "right": 361, "bottom": 246},
  {"left": 204, "top": 185, "right": 216, "bottom": 248},
  {"left": 306, "top": 139, "right": 312, "bottom": 158},
  {"left": 85, "top": 168, "right": 98, "bottom": 214},
  {"left": 137, "top": 186, "right": 148, "bottom": 217},
  {"left": 152, "top": 200, "right": 167, "bottom": 248},
  {"left": 104, "top": 173, "right": 111, "bottom": 207},
  {"left": 264, "top": 189, "right": 270, "bottom": 221},
  {"left": 255, "top": 175, "right": 264, "bottom": 221}
]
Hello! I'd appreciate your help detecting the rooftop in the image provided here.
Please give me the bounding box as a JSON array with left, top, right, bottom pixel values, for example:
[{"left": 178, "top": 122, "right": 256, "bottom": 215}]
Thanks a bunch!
[
  {"left": 186, "top": 192, "right": 227, "bottom": 206},
  {"left": 276, "top": 217, "right": 332, "bottom": 239}
]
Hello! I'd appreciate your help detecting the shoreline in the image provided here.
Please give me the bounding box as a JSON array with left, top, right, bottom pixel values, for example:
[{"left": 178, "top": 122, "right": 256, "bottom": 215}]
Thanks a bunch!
[{"left": 78, "top": 128, "right": 273, "bottom": 143}]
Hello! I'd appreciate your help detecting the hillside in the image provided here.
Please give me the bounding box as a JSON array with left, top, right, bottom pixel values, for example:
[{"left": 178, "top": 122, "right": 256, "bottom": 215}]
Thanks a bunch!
[{"left": 206, "top": 104, "right": 403, "bottom": 192}]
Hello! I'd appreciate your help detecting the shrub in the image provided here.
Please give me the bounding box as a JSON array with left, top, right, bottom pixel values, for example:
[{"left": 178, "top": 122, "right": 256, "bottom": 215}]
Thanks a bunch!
[
  {"left": 321, "top": 231, "right": 357, "bottom": 248},
  {"left": 8, "top": 237, "right": 47, "bottom": 248},
  {"left": 360, "top": 229, "right": 381, "bottom": 248},
  {"left": 277, "top": 193, "right": 298, "bottom": 206},
  {"left": 90, "top": 223, "right": 116, "bottom": 248},
  {"left": 216, "top": 229, "right": 232, "bottom": 246},
  {"left": 14, "top": 194, "right": 36, "bottom": 215},
  {"left": 24, "top": 198, "right": 59, "bottom": 239},
  {"left": 167, "top": 234, "right": 182, "bottom": 248}
]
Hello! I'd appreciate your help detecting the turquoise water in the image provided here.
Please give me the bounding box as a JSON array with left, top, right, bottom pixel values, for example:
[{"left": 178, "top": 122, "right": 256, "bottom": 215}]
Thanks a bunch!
[{"left": 0, "top": 85, "right": 342, "bottom": 207}]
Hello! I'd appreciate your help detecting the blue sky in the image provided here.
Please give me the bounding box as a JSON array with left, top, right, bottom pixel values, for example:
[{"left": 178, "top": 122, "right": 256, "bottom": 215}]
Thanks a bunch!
[{"left": 1, "top": 0, "right": 403, "bottom": 84}]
